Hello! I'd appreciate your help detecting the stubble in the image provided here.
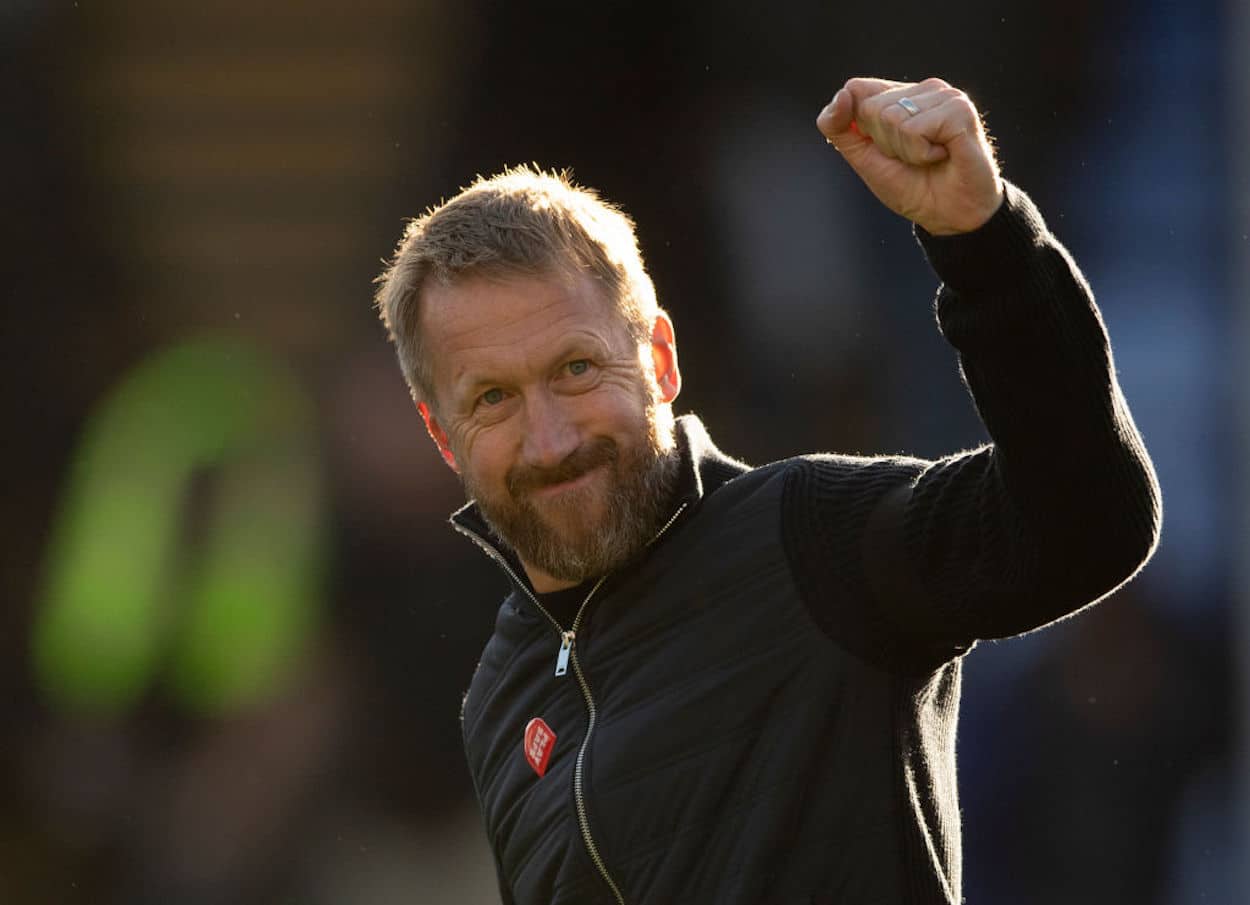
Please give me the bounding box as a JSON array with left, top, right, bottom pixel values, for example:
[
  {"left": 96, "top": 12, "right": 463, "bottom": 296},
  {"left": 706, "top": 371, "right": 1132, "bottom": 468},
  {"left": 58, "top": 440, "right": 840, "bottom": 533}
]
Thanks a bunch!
[{"left": 465, "top": 403, "right": 679, "bottom": 583}]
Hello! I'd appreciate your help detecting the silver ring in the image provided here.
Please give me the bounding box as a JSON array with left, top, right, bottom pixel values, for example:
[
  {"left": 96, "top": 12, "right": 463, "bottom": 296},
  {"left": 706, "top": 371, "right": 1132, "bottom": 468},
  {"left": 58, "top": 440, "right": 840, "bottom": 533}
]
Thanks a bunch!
[{"left": 897, "top": 97, "right": 921, "bottom": 117}]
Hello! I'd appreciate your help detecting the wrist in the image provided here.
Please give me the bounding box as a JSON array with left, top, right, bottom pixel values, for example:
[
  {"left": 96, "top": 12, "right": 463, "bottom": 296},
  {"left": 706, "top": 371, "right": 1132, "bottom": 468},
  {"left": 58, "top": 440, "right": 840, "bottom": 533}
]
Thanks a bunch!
[
  {"left": 921, "top": 179, "right": 1006, "bottom": 236},
  {"left": 914, "top": 181, "right": 1050, "bottom": 295}
]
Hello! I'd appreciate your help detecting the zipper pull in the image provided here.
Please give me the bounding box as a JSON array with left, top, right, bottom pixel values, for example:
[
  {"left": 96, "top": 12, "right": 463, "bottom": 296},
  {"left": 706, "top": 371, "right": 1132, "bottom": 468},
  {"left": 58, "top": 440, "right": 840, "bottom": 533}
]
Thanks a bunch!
[{"left": 555, "top": 630, "right": 575, "bottom": 677}]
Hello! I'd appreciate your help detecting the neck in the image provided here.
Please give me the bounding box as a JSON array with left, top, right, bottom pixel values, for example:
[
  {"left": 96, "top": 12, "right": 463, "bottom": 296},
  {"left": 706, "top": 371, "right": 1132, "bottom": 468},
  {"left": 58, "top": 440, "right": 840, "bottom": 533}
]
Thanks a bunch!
[{"left": 524, "top": 563, "right": 582, "bottom": 595}]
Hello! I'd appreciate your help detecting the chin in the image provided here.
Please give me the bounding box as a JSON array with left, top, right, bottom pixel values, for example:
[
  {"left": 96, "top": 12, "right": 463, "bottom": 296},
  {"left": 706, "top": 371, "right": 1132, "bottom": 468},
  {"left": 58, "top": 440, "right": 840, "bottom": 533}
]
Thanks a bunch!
[{"left": 537, "top": 489, "right": 606, "bottom": 536}]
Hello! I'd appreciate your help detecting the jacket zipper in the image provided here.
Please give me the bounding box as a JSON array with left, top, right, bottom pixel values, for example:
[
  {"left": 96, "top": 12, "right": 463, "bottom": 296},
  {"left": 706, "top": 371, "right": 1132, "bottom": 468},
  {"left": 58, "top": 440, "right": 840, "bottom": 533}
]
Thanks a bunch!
[
  {"left": 449, "top": 523, "right": 603, "bottom": 675},
  {"left": 452, "top": 502, "right": 688, "bottom": 904},
  {"left": 569, "top": 642, "right": 625, "bottom": 903}
]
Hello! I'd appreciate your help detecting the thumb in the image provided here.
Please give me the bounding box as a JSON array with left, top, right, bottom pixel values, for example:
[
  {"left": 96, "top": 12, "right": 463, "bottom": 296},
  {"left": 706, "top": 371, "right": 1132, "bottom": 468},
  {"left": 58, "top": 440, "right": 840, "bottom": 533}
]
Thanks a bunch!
[{"left": 816, "top": 89, "right": 865, "bottom": 150}]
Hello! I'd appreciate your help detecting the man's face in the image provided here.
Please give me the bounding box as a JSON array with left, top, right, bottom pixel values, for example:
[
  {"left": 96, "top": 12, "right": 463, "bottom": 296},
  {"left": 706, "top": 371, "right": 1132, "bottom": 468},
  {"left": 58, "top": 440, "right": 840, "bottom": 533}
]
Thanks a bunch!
[{"left": 419, "top": 270, "right": 680, "bottom": 590}]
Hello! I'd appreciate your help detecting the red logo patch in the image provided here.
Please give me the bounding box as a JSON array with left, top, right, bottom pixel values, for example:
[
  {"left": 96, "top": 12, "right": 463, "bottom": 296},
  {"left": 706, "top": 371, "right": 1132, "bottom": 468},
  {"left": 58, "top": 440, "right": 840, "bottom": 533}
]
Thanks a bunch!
[{"left": 523, "top": 717, "right": 557, "bottom": 777}]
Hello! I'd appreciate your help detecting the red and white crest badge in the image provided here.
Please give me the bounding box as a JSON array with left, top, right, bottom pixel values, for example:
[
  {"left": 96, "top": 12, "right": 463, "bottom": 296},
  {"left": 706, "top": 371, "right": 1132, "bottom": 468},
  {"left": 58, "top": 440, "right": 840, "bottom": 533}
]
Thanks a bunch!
[{"left": 523, "top": 717, "right": 557, "bottom": 777}]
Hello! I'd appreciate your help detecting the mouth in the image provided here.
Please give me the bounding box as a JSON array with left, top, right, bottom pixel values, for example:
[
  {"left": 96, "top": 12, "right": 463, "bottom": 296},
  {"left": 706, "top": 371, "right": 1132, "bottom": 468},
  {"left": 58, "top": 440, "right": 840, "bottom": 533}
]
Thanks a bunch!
[{"left": 529, "top": 464, "right": 604, "bottom": 499}]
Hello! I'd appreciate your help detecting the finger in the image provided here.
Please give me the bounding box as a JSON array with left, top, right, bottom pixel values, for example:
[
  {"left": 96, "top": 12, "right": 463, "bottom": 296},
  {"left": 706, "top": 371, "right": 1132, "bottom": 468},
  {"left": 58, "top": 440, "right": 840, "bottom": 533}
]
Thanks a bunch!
[
  {"left": 817, "top": 77, "right": 914, "bottom": 148},
  {"left": 878, "top": 86, "right": 952, "bottom": 119},
  {"left": 923, "top": 90, "right": 988, "bottom": 152},
  {"left": 856, "top": 80, "right": 953, "bottom": 159},
  {"left": 816, "top": 87, "right": 861, "bottom": 149},
  {"left": 849, "top": 77, "right": 945, "bottom": 131},
  {"left": 899, "top": 89, "right": 990, "bottom": 168},
  {"left": 810, "top": 86, "right": 880, "bottom": 151},
  {"left": 834, "top": 77, "right": 906, "bottom": 149},
  {"left": 883, "top": 89, "right": 963, "bottom": 163},
  {"left": 892, "top": 103, "right": 957, "bottom": 164},
  {"left": 841, "top": 76, "right": 909, "bottom": 110}
]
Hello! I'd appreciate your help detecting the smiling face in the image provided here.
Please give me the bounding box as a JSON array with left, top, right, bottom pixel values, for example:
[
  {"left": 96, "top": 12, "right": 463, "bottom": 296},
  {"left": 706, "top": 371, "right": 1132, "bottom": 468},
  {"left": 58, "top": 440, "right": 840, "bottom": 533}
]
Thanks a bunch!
[{"left": 418, "top": 269, "right": 681, "bottom": 592}]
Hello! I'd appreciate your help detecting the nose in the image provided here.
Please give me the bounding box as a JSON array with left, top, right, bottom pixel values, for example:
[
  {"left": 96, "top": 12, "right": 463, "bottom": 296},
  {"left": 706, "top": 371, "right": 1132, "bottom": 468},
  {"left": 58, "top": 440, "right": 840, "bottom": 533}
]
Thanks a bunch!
[{"left": 519, "top": 389, "right": 580, "bottom": 470}]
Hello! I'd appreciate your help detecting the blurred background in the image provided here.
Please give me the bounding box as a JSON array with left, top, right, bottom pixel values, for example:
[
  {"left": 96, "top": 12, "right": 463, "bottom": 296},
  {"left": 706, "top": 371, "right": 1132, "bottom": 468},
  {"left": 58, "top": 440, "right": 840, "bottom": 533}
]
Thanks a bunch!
[{"left": 2, "top": 0, "right": 1245, "bottom": 902}]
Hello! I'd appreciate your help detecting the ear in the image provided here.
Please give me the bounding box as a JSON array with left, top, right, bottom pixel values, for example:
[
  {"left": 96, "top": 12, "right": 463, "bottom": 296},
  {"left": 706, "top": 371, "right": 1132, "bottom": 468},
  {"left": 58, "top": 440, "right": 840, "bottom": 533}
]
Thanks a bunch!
[
  {"left": 649, "top": 310, "right": 681, "bottom": 404},
  {"left": 417, "top": 401, "right": 460, "bottom": 473}
]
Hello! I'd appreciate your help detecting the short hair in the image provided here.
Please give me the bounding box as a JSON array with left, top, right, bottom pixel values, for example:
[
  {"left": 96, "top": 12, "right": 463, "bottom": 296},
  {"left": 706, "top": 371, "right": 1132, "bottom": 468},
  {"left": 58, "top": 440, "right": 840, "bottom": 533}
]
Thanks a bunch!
[{"left": 374, "top": 164, "right": 660, "bottom": 405}]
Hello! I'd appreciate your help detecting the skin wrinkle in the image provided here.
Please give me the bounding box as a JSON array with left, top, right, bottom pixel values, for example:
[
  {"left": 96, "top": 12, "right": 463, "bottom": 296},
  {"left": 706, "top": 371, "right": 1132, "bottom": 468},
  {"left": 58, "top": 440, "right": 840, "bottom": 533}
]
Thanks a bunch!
[
  {"left": 430, "top": 269, "right": 632, "bottom": 399},
  {"left": 448, "top": 330, "right": 622, "bottom": 422},
  {"left": 421, "top": 270, "right": 680, "bottom": 591}
]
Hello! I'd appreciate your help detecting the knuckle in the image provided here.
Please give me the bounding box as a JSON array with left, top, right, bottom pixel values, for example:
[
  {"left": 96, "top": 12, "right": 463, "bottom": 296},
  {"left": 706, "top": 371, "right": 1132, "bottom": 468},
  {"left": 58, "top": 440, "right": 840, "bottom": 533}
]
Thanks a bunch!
[
  {"left": 922, "top": 76, "right": 951, "bottom": 90},
  {"left": 950, "top": 95, "right": 978, "bottom": 119},
  {"left": 898, "top": 117, "right": 924, "bottom": 136}
]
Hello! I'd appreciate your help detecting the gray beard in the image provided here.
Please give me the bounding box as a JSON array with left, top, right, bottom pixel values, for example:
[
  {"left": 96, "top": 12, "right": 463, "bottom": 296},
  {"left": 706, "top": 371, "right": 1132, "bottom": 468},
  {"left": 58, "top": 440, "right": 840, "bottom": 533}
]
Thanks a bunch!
[{"left": 466, "top": 418, "right": 681, "bottom": 584}]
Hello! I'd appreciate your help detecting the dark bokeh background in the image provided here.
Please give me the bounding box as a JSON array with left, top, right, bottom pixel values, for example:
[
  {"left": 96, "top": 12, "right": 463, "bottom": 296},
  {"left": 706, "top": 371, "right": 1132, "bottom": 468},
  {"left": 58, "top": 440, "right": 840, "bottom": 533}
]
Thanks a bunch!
[{"left": 3, "top": 1, "right": 1244, "bottom": 902}]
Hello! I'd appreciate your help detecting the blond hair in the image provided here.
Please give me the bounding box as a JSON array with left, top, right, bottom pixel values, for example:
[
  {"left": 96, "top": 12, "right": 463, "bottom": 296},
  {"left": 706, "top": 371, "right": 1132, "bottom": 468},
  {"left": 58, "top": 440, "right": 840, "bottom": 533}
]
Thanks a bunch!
[{"left": 374, "top": 165, "right": 660, "bottom": 405}]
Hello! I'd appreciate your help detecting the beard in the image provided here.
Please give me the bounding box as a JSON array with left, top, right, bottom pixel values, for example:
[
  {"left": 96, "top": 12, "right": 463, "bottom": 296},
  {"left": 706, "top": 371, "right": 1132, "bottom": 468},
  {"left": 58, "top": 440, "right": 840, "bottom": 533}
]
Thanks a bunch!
[{"left": 464, "top": 403, "right": 680, "bottom": 585}]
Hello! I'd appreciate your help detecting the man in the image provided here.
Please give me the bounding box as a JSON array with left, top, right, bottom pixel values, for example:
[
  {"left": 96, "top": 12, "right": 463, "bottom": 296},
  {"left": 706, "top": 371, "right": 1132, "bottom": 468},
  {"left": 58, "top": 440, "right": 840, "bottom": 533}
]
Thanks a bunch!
[{"left": 374, "top": 77, "right": 1160, "bottom": 904}]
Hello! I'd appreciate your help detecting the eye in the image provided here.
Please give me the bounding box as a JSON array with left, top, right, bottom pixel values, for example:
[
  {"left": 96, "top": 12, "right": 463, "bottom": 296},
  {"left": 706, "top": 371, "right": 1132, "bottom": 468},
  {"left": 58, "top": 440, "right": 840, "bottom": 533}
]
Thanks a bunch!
[
  {"left": 480, "top": 387, "right": 506, "bottom": 406},
  {"left": 567, "top": 359, "right": 591, "bottom": 376}
]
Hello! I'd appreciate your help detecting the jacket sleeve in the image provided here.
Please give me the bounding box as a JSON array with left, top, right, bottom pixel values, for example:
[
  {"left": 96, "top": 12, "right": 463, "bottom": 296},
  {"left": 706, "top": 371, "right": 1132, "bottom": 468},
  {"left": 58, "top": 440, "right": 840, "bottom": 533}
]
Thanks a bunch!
[{"left": 782, "top": 181, "right": 1161, "bottom": 665}]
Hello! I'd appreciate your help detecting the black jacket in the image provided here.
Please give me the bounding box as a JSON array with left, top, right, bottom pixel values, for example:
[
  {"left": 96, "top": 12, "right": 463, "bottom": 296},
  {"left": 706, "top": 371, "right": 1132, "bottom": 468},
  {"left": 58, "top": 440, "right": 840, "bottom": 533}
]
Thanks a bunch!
[{"left": 454, "top": 184, "right": 1161, "bottom": 904}]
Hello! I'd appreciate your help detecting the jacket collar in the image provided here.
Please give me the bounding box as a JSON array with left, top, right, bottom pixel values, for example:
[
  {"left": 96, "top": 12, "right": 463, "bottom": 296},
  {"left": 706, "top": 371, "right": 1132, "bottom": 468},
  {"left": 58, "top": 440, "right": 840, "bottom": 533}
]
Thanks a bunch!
[{"left": 448, "top": 414, "right": 749, "bottom": 585}]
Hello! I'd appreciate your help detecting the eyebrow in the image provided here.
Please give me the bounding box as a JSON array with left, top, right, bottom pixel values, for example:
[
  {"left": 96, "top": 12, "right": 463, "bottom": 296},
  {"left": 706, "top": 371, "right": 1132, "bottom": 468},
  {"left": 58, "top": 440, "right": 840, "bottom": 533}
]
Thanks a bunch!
[{"left": 550, "top": 335, "right": 607, "bottom": 364}]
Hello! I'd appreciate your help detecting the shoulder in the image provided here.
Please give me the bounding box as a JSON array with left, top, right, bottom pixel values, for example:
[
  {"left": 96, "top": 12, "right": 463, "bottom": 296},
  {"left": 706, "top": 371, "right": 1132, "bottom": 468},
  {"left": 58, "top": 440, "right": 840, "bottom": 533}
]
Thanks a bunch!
[
  {"left": 778, "top": 451, "right": 930, "bottom": 507},
  {"left": 691, "top": 449, "right": 933, "bottom": 528}
]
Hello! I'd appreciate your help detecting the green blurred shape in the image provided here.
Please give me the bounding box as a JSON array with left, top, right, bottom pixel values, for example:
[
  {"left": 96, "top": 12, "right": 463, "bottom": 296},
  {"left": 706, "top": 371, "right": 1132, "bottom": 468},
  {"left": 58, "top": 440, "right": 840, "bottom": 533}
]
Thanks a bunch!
[{"left": 34, "top": 337, "right": 325, "bottom": 718}]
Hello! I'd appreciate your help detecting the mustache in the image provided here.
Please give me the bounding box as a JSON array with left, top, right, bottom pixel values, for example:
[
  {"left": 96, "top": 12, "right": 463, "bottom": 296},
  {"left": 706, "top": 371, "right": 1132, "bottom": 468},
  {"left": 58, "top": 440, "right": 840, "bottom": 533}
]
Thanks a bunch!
[{"left": 507, "top": 437, "right": 618, "bottom": 497}]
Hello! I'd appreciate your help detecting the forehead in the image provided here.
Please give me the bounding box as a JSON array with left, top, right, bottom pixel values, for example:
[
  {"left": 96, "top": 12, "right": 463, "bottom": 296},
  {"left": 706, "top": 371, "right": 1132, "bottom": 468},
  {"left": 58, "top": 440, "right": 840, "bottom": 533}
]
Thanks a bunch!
[{"left": 420, "top": 270, "right": 630, "bottom": 390}]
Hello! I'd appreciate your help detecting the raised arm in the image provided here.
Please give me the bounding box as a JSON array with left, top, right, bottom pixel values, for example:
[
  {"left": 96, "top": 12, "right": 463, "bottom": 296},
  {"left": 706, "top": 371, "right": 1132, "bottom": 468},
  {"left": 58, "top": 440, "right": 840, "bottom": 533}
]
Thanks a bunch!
[{"left": 784, "top": 78, "right": 1161, "bottom": 667}]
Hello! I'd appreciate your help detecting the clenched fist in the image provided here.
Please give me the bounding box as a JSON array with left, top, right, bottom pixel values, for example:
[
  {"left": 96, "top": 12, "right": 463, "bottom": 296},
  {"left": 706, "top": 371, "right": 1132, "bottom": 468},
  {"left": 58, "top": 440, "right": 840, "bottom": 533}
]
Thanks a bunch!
[{"left": 817, "top": 77, "right": 1004, "bottom": 236}]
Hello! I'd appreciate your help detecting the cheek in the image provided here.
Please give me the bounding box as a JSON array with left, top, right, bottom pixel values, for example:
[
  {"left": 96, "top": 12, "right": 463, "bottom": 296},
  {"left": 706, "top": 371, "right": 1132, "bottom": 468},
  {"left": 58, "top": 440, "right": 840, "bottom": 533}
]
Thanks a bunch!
[
  {"left": 599, "top": 386, "right": 653, "bottom": 434},
  {"left": 457, "top": 427, "right": 514, "bottom": 488},
  {"left": 446, "top": 415, "right": 486, "bottom": 462}
]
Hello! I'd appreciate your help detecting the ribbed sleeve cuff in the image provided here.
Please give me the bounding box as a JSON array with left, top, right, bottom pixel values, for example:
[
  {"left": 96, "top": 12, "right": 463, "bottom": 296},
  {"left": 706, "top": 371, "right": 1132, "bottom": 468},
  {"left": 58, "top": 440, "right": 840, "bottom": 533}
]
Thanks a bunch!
[{"left": 914, "top": 181, "right": 1050, "bottom": 295}]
